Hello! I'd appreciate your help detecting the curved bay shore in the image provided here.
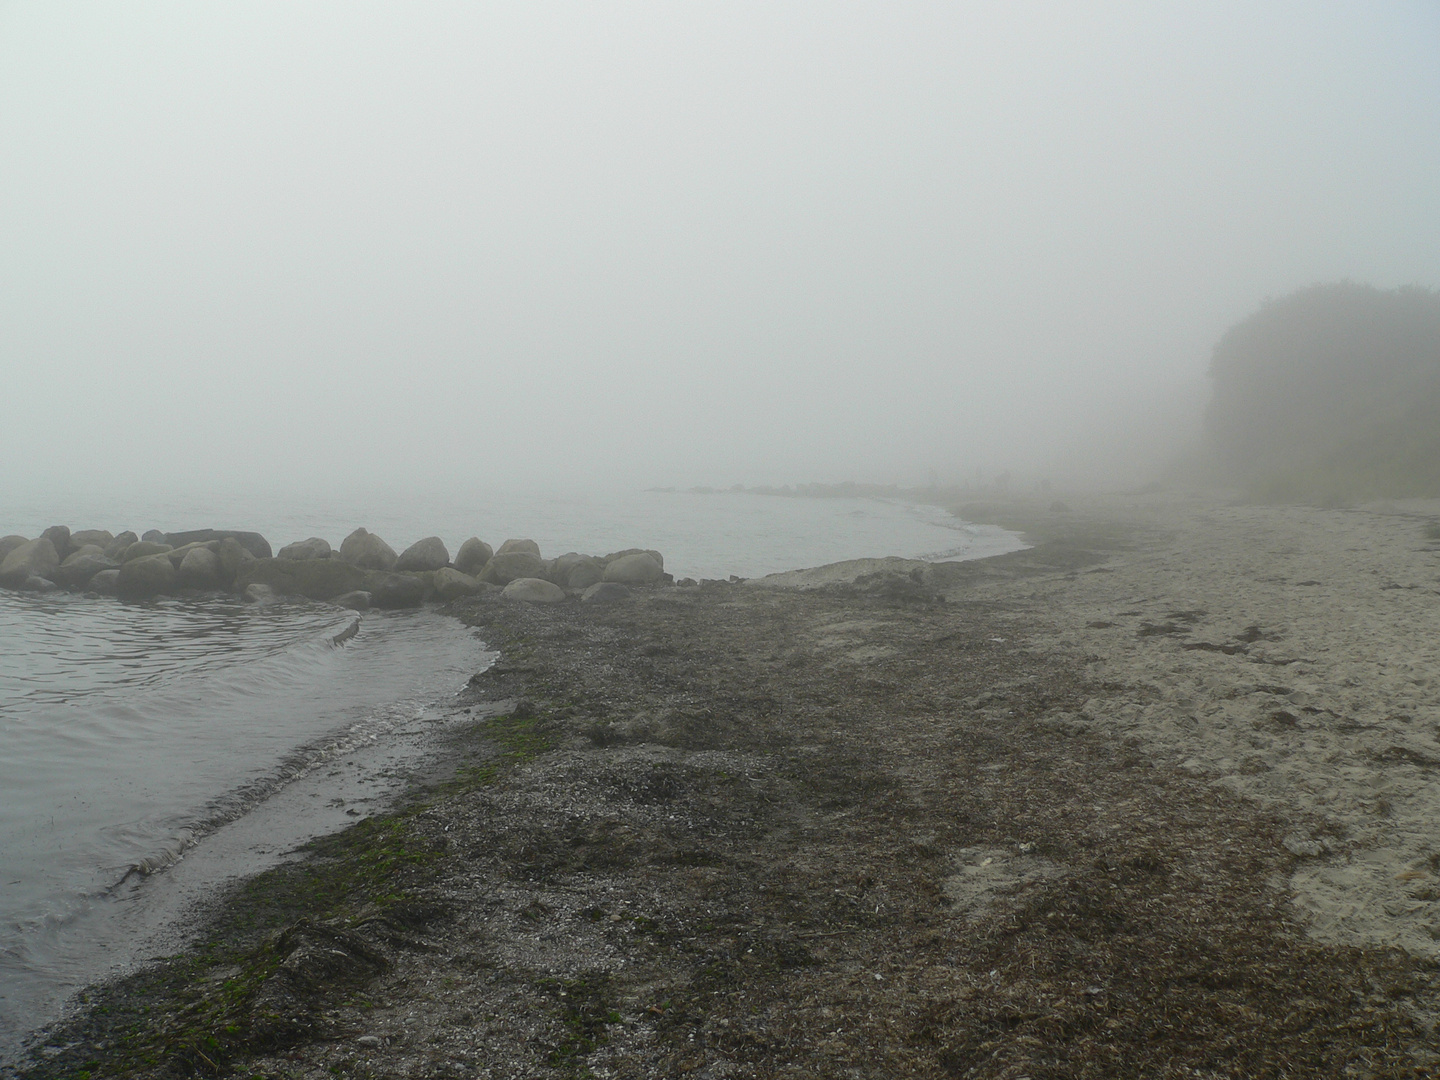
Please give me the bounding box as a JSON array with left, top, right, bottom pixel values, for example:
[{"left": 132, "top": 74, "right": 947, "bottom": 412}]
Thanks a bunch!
[{"left": 14, "top": 491, "right": 1440, "bottom": 1078}]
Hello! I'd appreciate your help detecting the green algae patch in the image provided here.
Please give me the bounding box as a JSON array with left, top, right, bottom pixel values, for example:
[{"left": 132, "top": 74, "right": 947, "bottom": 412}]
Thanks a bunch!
[
  {"left": 537, "top": 973, "right": 622, "bottom": 1075},
  {"left": 15, "top": 699, "right": 561, "bottom": 1080},
  {"left": 18, "top": 808, "right": 445, "bottom": 1080}
]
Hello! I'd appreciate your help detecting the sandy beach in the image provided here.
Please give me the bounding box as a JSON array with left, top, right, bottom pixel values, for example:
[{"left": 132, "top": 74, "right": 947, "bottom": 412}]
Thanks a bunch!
[
  {"left": 946, "top": 493, "right": 1440, "bottom": 961},
  {"left": 16, "top": 491, "right": 1440, "bottom": 1078}
]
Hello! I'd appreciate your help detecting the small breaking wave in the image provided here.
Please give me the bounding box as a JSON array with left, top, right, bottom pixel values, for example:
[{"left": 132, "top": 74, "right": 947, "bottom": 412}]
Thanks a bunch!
[{"left": 112, "top": 692, "right": 436, "bottom": 887}]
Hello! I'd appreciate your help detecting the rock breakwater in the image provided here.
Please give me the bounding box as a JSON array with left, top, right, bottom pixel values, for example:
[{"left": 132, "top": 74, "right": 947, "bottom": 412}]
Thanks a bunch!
[{"left": 0, "top": 524, "right": 672, "bottom": 607}]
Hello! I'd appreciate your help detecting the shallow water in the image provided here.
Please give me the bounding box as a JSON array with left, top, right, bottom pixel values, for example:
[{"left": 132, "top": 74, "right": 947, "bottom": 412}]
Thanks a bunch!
[
  {"left": 0, "top": 596, "right": 485, "bottom": 1051},
  {"left": 0, "top": 490, "right": 1024, "bottom": 1053}
]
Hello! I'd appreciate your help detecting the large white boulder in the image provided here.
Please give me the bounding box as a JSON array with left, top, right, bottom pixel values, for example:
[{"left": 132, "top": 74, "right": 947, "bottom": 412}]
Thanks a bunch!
[
  {"left": 396, "top": 536, "right": 450, "bottom": 572},
  {"left": 70, "top": 529, "right": 115, "bottom": 550},
  {"left": 502, "top": 577, "right": 566, "bottom": 603},
  {"left": 0, "top": 538, "right": 60, "bottom": 588},
  {"left": 339, "top": 528, "right": 398, "bottom": 571},
  {"left": 603, "top": 547, "right": 664, "bottom": 571},
  {"left": 603, "top": 552, "right": 664, "bottom": 586},
  {"left": 453, "top": 537, "right": 494, "bottom": 576},
  {"left": 497, "top": 538, "right": 542, "bottom": 557}
]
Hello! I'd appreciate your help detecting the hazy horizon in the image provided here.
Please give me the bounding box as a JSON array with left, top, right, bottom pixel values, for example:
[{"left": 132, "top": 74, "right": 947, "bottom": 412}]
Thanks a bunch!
[{"left": 3, "top": 3, "right": 1438, "bottom": 502}]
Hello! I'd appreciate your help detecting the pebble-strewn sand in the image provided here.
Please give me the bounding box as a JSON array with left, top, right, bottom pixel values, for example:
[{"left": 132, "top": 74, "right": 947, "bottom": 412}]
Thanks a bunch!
[
  {"left": 963, "top": 494, "right": 1440, "bottom": 958},
  {"left": 767, "top": 493, "right": 1440, "bottom": 957}
]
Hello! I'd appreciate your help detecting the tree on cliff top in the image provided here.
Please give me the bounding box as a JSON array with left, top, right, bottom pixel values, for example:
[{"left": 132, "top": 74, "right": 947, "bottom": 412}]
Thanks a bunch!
[{"left": 1205, "top": 282, "right": 1440, "bottom": 504}]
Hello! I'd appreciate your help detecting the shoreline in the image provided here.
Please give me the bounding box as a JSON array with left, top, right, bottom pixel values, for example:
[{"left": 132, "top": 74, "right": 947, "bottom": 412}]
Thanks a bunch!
[
  {"left": 12, "top": 490, "right": 1440, "bottom": 1077},
  {"left": 0, "top": 604, "right": 486, "bottom": 1060},
  {"left": 0, "top": 499, "right": 1008, "bottom": 1063}
]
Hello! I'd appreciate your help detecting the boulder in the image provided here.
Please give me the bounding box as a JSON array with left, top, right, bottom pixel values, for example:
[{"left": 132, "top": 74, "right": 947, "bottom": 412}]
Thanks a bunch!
[
  {"left": 453, "top": 537, "right": 494, "bottom": 576},
  {"left": 117, "top": 552, "right": 178, "bottom": 598},
  {"left": 51, "top": 550, "right": 119, "bottom": 589},
  {"left": 141, "top": 529, "right": 166, "bottom": 543},
  {"left": 16, "top": 574, "right": 57, "bottom": 593},
  {"left": 121, "top": 541, "right": 173, "bottom": 563},
  {"left": 396, "top": 536, "right": 449, "bottom": 572},
  {"left": 165, "top": 530, "right": 272, "bottom": 559},
  {"left": 339, "top": 528, "right": 398, "bottom": 571},
  {"left": 41, "top": 526, "right": 72, "bottom": 560},
  {"left": 243, "top": 583, "right": 277, "bottom": 603},
  {"left": 88, "top": 568, "right": 121, "bottom": 595},
  {"left": 234, "top": 558, "right": 366, "bottom": 601},
  {"left": 70, "top": 529, "right": 114, "bottom": 550},
  {"left": 368, "top": 572, "right": 426, "bottom": 609},
  {"left": 569, "top": 563, "right": 604, "bottom": 590},
  {"left": 581, "top": 581, "right": 632, "bottom": 604},
  {"left": 603, "top": 547, "right": 664, "bottom": 571},
  {"left": 497, "top": 538, "right": 542, "bottom": 557},
  {"left": 431, "top": 567, "right": 483, "bottom": 602},
  {"left": 477, "top": 551, "right": 547, "bottom": 586},
  {"left": 552, "top": 552, "right": 603, "bottom": 590},
  {"left": 216, "top": 537, "right": 255, "bottom": 584},
  {"left": 0, "top": 535, "right": 28, "bottom": 562},
  {"left": 603, "top": 552, "right": 664, "bottom": 586},
  {"left": 104, "top": 532, "right": 139, "bottom": 560},
  {"left": 502, "top": 577, "right": 566, "bottom": 603},
  {"left": 333, "top": 590, "right": 372, "bottom": 611},
  {"left": 176, "top": 547, "right": 224, "bottom": 589},
  {"left": 277, "top": 537, "right": 332, "bottom": 561},
  {"left": 166, "top": 541, "right": 218, "bottom": 568},
  {"left": 0, "top": 538, "right": 60, "bottom": 588}
]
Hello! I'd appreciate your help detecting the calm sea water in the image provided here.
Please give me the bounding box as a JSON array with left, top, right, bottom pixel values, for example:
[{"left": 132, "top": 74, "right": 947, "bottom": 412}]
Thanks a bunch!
[{"left": 0, "top": 489, "right": 1023, "bottom": 1054}]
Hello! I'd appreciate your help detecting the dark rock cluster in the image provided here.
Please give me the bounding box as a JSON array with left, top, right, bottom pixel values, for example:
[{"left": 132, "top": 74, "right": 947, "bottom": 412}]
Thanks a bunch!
[{"left": 0, "top": 524, "right": 668, "bottom": 607}]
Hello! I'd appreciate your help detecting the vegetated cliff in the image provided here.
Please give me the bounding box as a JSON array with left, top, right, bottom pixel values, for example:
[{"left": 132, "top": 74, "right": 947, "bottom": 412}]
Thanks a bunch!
[{"left": 1206, "top": 282, "right": 1440, "bottom": 504}]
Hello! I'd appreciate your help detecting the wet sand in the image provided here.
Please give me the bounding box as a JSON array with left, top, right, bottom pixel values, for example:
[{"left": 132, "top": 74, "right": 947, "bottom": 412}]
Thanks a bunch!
[{"left": 15, "top": 491, "right": 1440, "bottom": 1078}]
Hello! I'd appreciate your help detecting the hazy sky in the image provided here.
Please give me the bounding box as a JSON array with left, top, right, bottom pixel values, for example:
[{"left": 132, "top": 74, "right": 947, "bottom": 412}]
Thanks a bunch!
[{"left": 2, "top": 2, "right": 1437, "bottom": 495}]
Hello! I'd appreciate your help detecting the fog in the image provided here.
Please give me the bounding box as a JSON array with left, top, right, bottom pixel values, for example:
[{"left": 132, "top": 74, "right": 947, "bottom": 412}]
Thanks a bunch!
[{"left": 2, "top": 2, "right": 1437, "bottom": 500}]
